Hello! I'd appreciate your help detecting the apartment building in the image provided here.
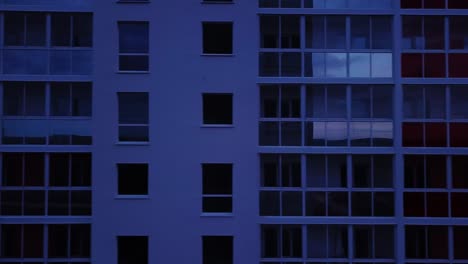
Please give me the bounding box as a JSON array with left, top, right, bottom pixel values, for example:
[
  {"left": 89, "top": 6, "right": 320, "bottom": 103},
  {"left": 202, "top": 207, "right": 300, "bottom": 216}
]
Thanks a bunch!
[{"left": 0, "top": 0, "right": 467, "bottom": 263}]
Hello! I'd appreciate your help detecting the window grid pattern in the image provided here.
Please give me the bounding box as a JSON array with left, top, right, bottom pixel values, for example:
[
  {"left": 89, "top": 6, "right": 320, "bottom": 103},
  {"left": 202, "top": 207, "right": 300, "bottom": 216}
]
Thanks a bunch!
[
  {"left": 0, "top": 12, "right": 93, "bottom": 75},
  {"left": 0, "top": 153, "right": 92, "bottom": 216},
  {"left": 259, "top": 0, "right": 393, "bottom": 8},
  {"left": 259, "top": 15, "right": 393, "bottom": 78},
  {"left": 2, "top": 82, "right": 92, "bottom": 145},
  {"left": 404, "top": 155, "right": 468, "bottom": 218},
  {"left": 0, "top": 224, "right": 91, "bottom": 263},
  {"left": 401, "top": 16, "right": 468, "bottom": 78},
  {"left": 259, "top": 85, "right": 394, "bottom": 147},
  {"left": 402, "top": 85, "right": 468, "bottom": 148},
  {"left": 260, "top": 154, "right": 394, "bottom": 217},
  {"left": 260, "top": 224, "right": 395, "bottom": 263}
]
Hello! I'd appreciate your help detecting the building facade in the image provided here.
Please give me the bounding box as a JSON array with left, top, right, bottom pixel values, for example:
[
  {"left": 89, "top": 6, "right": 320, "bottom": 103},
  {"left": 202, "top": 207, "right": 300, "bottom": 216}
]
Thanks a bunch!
[{"left": 0, "top": 0, "right": 468, "bottom": 263}]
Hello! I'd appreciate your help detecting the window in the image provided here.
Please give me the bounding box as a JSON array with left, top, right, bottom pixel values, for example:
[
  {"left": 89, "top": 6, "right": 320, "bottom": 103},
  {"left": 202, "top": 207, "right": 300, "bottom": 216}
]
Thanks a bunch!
[
  {"left": 406, "top": 226, "right": 448, "bottom": 259},
  {"left": 50, "top": 82, "right": 92, "bottom": 116},
  {"left": 117, "top": 164, "right": 148, "bottom": 195},
  {"left": 118, "top": 22, "right": 149, "bottom": 71},
  {"left": 204, "top": 0, "right": 233, "bottom": 2},
  {"left": 1, "top": 153, "right": 91, "bottom": 216},
  {"left": 260, "top": 85, "right": 394, "bottom": 147},
  {"left": 202, "top": 164, "right": 232, "bottom": 213},
  {"left": 260, "top": 154, "right": 394, "bottom": 217},
  {"left": 4, "top": 13, "right": 46, "bottom": 46},
  {"left": 202, "top": 22, "right": 233, "bottom": 54},
  {"left": 261, "top": 224, "right": 394, "bottom": 262},
  {"left": 118, "top": 92, "right": 149, "bottom": 142},
  {"left": 117, "top": 236, "right": 148, "bottom": 264},
  {"left": 450, "top": 16, "right": 468, "bottom": 49},
  {"left": 51, "top": 13, "right": 92, "bottom": 47},
  {"left": 0, "top": 224, "right": 90, "bottom": 261},
  {"left": 3, "top": 82, "right": 45, "bottom": 116},
  {"left": 203, "top": 236, "right": 233, "bottom": 264},
  {"left": 202, "top": 93, "right": 233, "bottom": 125}
]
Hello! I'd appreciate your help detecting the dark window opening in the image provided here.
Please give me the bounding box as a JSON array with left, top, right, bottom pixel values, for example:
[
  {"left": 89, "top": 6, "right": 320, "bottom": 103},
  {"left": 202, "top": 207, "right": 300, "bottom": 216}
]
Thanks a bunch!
[
  {"left": 202, "top": 164, "right": 233, "bottom": 213},
  {"left": 203, "top": 93, "right": 233, "bottom": 125},
  {"left": 203, "top": 236, "right": 233, "bottom": 264},
  {"left": 203, "top": 22, "right": 233, "bottom": 54},
  {"left": 118, "top": 164, "right": 149, "bottom": 195},
  {"left": 118, "top": 236, "right": 148, "bottom": 264}
]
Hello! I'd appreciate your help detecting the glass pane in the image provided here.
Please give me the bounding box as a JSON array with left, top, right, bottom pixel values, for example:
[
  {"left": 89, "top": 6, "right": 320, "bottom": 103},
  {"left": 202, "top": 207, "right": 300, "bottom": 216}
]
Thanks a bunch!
[
  {"left": 72, "top": 50, "right": 93, "bottom": 75},
  {"left": 51, "top": 14, "right": 71, "bottom": 46},
  {"left": 48, "top": 225, "right": 68, "bottom": 257},
  {"left": 326, "top": 53, "right": 347, "bottom": 77},
  {"left": 375, "top": 226, "right": 394, "bottom": 258},
  {"left": 350, "top": 122, "right": 371, "bottom": 146},
  {"left": 373, "top": 85, "right": 393, "bottom": 118},
  {"left": 327, "top": 85, "right": 347, "bottom": 118},
  {"left": 350, "top": 53, "right": 370, "bottom": 77},
  {"left": 281, "top": 122, "right": 302, "bottom": 146},
  {"left": 374, "top": 155, "right": 393, "bottom": 188},
  {"left": 450, "top": 16, "right": 468, "bottom": 49},
  {"left": 282, "top": 191, "right": 302, "bottom": 216},
  {"left": 371, "top": 53, "right": 392, "bottom": 78},
  {"left": 51, "top": 83, "right": 71, "bottom": 116},
  {"left": 3, "top": 49, "right": 48, "bottom": 74},
  {"left": 402, "top": 16, "right": 423, "bottom": 49},
  {"left": 326, "top": 17, "right": 346, "bottom": 49},
  {"left": 5, "top": 13, "right": 25, "bottom": 46},
  {"left": 372, "top": 16, "right": 392, "bottom": 49},
  {"left": 260, "top": 16, "right": 279, "bottom": 48},
  {"left": 26, "top": 14, "right": 46, "bottom": 46},
  {"left": 352, "top": 192, "right": 372, "bottom": 216},
  {"left": 326, "top": 122, "right": 348, "bottom": 146},
  {"left": 72, "top": 83, "right": 92, "bottom": 116},
  {"left": 3, "top": 83, "right": 24, "bottom": 115},
  {"left": 306, "top": 16, "right": 325, "bottom": 48},
  {"left": 23, "top": 224, "right": 44, "bottom": 257},
  {"left": 306, "top": 192, "right": 326, "bottom": 216},
  {"left": 306, "top": 85, "right": 326, "bottom": 117},
  {"left": 351, "top": 17, "right": 370, "bottom": 49},
  {"left": 261, "top": 86, "right": 279, "bottom": 118},
  {"left": 50, "top": 50, "right": 72, "bottom": 74},
  {"left": 307, "top": 225, "right": 327, "bottom": 257},
  {"left": 118, "top": 93, "right": 149, "bottom": 124},
  {"left": 404, "top": 86, "right": 424, "bottom": 118},
  {"left": 328, "top": 155, "right": 347, "bottom": 187},
  {"left": 259, "top": 122, "right": 279, "bottom": 146},
  {"left": 259, "top": 52, "right": 279, "bottom": 76},
  {"left": 353, "top": 155, "right": 371, "bottom": 187},
  {"left": 281, "top": 16, "right": 300, "bottom": 49},
  {"left": 425, "top": 85, "right": 445, "bottom": 118},
  {"left": 425, "top": 16, "right": 445, "bottom": 50},
  {"left": 327, "top": 192, "right": 349, "bottom": 216},
  {"left": 451, "top": 86, "right": 468, "bottom": 119},
  {"left": 281, "top": 52, "right": 301, "bottom": 76},
  {"left": 328, "top": 225, "right": 348, "bottom": 257},
  {"left": 372, "top": 122, "right": 393, "bottom": 146},
  {"left": 306, "top": 155, "right": 326, "bottom": 187},
  {"left": 374, "top": 192, "right": 394, "bottom": 216},
  {"left": 304, "top": 52, "right": 326, "bottom": 77},
  {"left": 260, "top": 191, "right": 280, "bottom": 215},
  {"left": 261, "top": 155, "right": 279, "bottom": 187},
  {"left": 281, "top": 86, "right": 300, "bottom": 118},
  {"left": 73, "top": 14, "right": 93, "bottom": 47},
  {"left": 118, "top": 126, "right": 149, "bottom": 142},
  {"left": 119, "top": 22, "right": 149, "bottom": 53},
  {"left": 305, "top": 121, "right": 326, "bottom": 146},
  {"left": 25, "top": 83, "right": 45, "bottom": 116}
]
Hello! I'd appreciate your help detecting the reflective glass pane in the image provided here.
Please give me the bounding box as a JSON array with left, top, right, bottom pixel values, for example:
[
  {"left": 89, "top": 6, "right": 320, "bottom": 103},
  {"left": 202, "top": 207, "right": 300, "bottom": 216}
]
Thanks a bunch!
[
  {"left": 326, "top": 53, "right": 347, "bottom": 77},
  {"left": 327, "top": 85, "right": 347, "bottom": 118},
  {"left": 306, "top": 85, "right": 326, "bottom": 117},
  {"left": 350, "top": 53, "right": 370, "bottom": 77},
  {"left": 371, "top": 53, "right": 392, "bottom": 78},
  {"left": 305, "top": 122, "right": 326, "bottom": 146},
  {"left": 402, "top": 16, "right": 423, "bottom": 49},
  {"left": 350, "top": 122, "right": 371, "bottom": 146},
  {"left": 372, "top": 122, "right": 393, "bottom": 146},
  {"left": 373, "top": 85, "right": 393, "bottom": 118},
  {"left": 119, "top": 22, "right": 149, "bottom": 53},
  {"left": 425, "top": 86, "right": 445, "bottom": 119},
  {"left": 451, "top": 86, "right": 468, "bottom": 119}
]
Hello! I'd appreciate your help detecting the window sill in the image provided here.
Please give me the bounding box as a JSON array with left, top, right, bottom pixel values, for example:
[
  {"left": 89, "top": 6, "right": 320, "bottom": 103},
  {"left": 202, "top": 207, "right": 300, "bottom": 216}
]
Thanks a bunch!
[
  {"left": 116, "top": 141, "right": 150, "bottom": 146},
  {"left": 201, "top": 53, "right": 234, "bottom": 57},
  {"left": 115, "top": 195, "right": 149, "bottom": 200},
  {"left": 116, "top": 0, "right": 150, "bottom": 3},
  {"left": 116, "top": 70, "right": 150, "bottom": 74},
  {"left": 201, "top": 213, "right": 233, "bottom": 217},
  {"left": 201, "top": 1, "right": 234, "bottom": 4},
  {"left": 201, "top": 124, "right": 234, "bottom": 128}
]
